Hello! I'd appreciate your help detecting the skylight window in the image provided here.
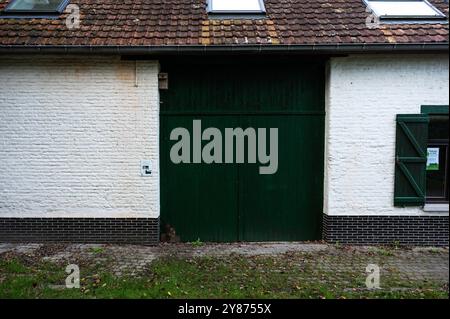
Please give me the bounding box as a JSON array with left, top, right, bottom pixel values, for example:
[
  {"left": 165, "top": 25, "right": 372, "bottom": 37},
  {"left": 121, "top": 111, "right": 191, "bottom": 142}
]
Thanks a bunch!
[
  {"left": 4, "top": 0, "right": 69, "bottom": 13},
  {"left": 365, "top": 0, "right": 446, "bottom": 19},
  {"left": 208, "top": 0, "right": 266, "bottom": 14}
]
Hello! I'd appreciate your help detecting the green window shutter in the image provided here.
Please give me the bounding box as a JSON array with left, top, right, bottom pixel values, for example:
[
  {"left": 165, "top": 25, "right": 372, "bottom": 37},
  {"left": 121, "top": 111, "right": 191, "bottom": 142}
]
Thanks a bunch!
[{"left": 394, "top": 114, "right": 429, "bottom": 207}]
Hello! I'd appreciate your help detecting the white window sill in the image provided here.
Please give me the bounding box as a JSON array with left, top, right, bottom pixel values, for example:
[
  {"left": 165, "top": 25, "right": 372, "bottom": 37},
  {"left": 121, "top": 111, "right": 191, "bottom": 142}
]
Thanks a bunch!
[{"left": 423, "top": 203, "right": 449, "bottom": 213}]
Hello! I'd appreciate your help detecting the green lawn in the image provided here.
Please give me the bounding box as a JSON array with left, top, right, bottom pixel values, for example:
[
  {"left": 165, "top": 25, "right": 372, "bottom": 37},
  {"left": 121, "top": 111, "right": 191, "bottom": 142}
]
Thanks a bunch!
[{"left": 0, "top": 254, "right": 447, "bottom": 299}]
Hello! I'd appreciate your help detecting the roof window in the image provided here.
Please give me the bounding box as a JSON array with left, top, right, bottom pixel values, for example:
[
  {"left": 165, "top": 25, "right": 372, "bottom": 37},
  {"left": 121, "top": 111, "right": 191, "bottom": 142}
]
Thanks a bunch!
[
  {"left": 2, "top": 0, "right": 70, "bottom": 17},
  {"left": 364, "top": 0, "right": 446, "bottom": 20},
  {"left": 207, "top": 0, "right": 266, "bottom": 16}
]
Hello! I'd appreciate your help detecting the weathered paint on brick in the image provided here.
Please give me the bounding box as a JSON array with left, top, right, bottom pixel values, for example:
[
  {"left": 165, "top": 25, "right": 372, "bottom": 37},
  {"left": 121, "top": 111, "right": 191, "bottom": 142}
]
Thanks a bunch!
[
  {"left": 0, "top": 56, "right": 160, "bottom": 219},
  {"left": 324, "top": 54, "right": 449, "bottom": 217}
]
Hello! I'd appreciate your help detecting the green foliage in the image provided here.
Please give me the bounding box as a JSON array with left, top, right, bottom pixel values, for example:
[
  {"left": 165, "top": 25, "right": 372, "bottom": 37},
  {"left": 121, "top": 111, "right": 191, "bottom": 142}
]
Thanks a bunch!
[
  {"left": 0, "top": 259, "right": 29, "bottom": 274},
  {"left": 190, "top": 238, "right": 203, "bottom": 247},
  {"left": 89, "top": 247, "right": 105, "bottom": 254}
]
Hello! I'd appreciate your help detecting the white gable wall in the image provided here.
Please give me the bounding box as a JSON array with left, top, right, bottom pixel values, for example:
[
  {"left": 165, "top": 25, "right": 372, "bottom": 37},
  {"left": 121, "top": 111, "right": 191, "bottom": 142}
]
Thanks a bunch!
[
  {"left": 325, "top": 54, "right": 449, "bottom": 216},
  {"left": 0, "top": 56, "right": 160, "bottom": 218}
]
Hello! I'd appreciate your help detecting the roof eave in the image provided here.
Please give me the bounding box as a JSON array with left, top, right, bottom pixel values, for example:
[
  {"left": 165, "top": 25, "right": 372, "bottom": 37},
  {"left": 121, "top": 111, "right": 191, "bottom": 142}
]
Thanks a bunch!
[{"left": 0, "top": 43, "right": 448, "bottom": 55}]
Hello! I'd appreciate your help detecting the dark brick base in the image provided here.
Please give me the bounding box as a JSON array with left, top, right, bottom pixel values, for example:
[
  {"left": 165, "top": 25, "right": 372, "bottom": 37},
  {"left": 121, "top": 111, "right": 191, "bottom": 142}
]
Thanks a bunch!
[
  {"left": 323, "top": 215, "right": 449, "bottom": 246},
  {"left": 0, "top": 218, "right": 159, "bottom": 245},
  {"left": 2, "top": 216, "right": 447, "bottom": 246}
]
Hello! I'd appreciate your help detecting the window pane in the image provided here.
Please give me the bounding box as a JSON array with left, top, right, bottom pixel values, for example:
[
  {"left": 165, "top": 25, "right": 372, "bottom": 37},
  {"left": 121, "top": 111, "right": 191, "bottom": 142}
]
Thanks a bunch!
[
  {"left": 210, "top": 0, "right": 264, "bottom": 12},
  {"left": 426, "top": 115, "right": 449, "bottom": 202},
  {"left": 428, "top": 115, "right": 449, "bottom": 140},
  {"left": 367, "top": 1, "right": 443, "bottom": 17},
  {"left": 7, "top": 0, "right": 65, "bottom": 11},
  {"left": 426, "top": 145, "right": 448, "bottom": 199}
]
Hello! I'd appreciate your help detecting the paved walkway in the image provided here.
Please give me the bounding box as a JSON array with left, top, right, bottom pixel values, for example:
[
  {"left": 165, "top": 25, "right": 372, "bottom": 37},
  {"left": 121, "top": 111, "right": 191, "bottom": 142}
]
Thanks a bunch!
[{"left": 0, "top": 242, "right": 448, "bottom": 283}]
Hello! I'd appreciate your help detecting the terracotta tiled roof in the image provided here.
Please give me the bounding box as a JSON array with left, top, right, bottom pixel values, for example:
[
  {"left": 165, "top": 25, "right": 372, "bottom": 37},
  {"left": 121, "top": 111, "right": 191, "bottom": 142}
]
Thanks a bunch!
[{"left": 0, "top": 0, "right": 448, "bottom": 47}]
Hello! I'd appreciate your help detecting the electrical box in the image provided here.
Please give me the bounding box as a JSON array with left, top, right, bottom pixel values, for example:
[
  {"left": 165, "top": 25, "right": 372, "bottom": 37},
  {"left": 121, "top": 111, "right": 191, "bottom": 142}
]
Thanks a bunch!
[{"left": 140, "top": 160, "right": 152, "bottom": 176}]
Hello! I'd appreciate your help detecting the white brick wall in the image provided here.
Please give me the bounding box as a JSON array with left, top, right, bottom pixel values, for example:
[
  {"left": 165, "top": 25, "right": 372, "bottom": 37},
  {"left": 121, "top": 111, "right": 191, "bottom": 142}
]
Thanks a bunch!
[
  {"left": 0, "top": 56, "right": 160, "bottom": 218},
  {"left": 325, "top": 54, "right": 449, "bottom": 216}
]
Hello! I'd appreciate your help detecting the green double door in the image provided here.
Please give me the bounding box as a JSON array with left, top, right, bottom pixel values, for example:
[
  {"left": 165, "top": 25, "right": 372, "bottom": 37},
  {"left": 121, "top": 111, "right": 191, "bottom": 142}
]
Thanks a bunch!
[{"left": 160, "top": 60, "right": 325, "bottom": 242}]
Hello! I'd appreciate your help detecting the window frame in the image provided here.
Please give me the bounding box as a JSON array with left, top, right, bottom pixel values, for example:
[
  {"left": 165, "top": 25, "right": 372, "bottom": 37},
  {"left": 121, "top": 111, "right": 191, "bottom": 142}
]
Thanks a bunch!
[
  {"left": 363, "top": 0, "right": 446, "bottom": 20},
  {"left": 422, "top": 105, "right": 449, "bottom": 204},
  {"left": 207, "top": 0, "right": 266, "bottom": 15}
]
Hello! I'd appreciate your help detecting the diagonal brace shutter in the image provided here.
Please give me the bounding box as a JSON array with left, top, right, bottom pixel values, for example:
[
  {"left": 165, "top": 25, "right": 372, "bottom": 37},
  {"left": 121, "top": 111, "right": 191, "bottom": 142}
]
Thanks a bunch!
[{"left": 394, "top": 114, "right": 429, "bottom": 206}]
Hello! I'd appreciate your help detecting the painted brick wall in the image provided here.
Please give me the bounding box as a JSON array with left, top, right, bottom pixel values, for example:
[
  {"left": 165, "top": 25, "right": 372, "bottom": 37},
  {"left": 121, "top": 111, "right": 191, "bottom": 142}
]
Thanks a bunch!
[
  {"left": 0, "top": 56, "right": 160, "bottom": 219},
  {"left": 325, "top": 54, "right": 449, "bottom": 216}
]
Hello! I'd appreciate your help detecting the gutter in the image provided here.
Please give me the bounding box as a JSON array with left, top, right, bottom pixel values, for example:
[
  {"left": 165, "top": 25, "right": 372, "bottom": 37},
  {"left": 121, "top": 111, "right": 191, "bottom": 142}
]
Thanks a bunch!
[{"left": 0, "top": 43, "right": 448, "bottom": 55}]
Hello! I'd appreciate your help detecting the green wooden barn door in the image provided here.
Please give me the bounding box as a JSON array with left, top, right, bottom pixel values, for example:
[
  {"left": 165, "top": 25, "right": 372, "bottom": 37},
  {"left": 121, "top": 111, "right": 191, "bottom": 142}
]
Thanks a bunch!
[
  {"left": 238, "top": 115, "right": 324, "bottom": 241},
  {"left": 160, "top": 60, "right": 325, "bottom": 242},
  {"left": 160, "top": 116, "right": 240, "bottom": 242}
]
